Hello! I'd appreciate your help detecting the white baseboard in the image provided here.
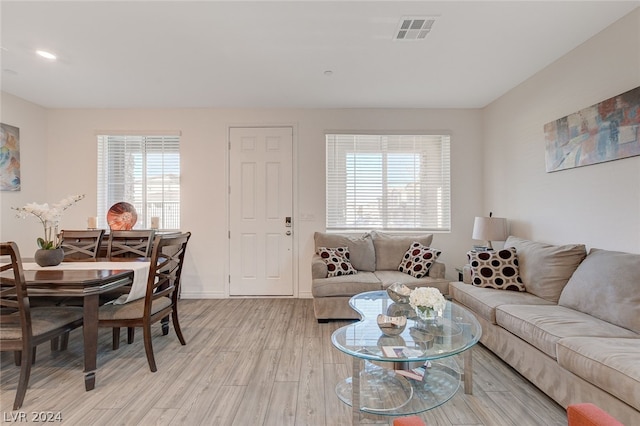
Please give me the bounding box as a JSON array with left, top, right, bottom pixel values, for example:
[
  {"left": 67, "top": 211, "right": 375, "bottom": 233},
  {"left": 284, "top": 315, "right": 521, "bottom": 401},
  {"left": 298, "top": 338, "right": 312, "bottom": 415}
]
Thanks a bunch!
[
  {"left": 180, "top": 291, "right": 225, "bottom": 299},
  {"left": 180, "top": 291, "right": 314, "bottom": 299}
]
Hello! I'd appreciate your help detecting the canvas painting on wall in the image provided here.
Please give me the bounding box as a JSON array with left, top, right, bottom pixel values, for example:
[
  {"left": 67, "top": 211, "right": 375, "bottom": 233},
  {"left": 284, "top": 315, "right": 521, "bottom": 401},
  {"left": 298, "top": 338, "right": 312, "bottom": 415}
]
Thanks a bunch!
[
  {"left": 544, "top": 86, "right": 640, "bottom": 172},
  {"left": 0, "top": 123, "right": 21, "bottom": 191}
]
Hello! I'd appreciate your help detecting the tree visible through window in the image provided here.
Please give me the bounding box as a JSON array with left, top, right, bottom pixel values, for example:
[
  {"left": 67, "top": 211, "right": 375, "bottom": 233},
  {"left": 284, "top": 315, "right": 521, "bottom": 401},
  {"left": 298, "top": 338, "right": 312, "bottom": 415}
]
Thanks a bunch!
[
  {"left": 97, "top": 134, "right": 180, "bottom": 230},
  {"left": 326, "top": 134, "right": 450, "bottom": 232}
]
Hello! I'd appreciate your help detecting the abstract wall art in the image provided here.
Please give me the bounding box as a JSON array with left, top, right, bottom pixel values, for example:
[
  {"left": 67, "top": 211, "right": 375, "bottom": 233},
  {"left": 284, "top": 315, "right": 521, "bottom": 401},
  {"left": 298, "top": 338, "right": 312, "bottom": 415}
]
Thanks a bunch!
[
  {"left": 544, "top": 86, "right": 640, "bottom": 172},
  {"left": 0, "top": 123, "right": 21, "bottom": 191}
]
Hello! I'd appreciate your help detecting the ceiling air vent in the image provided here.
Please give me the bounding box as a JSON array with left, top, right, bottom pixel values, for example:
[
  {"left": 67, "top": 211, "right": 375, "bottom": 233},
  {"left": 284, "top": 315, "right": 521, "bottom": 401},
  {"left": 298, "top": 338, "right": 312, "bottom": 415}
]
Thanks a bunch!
[{"left": 395, "top": 16, "right": 436, "bottom": 41}]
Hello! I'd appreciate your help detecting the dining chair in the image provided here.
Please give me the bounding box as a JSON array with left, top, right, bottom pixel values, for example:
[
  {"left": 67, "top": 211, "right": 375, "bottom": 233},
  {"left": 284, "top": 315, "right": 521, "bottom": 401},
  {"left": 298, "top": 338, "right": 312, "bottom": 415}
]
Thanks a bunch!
[
  {"left": 100, "top": 229, "right": 157, "bottom": 317},
  {"left": 35, "top": 229, "right": 106, "bottom": 310},
  {"left": 106, "top": 230, "right": 156, "bottom": 258},
  {"left": 98, "top": 232, "right": 191, "bottom": 372},
  {"left": 0, "top": 242, "right": 84, "bottom": 410},
  {"left": 60, "top": 229, "right": 105, "bottom": 260}
]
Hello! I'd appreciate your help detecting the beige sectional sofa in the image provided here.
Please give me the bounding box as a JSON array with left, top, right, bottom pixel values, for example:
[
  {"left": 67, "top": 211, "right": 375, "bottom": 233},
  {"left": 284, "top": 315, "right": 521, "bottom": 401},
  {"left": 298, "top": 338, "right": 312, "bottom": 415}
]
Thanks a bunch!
[
  {"left": 311, "top": 231, "right": 448, "bottom": 321},
  {"left": 449, "top": 236, "right": 640, "bottom": 424}
]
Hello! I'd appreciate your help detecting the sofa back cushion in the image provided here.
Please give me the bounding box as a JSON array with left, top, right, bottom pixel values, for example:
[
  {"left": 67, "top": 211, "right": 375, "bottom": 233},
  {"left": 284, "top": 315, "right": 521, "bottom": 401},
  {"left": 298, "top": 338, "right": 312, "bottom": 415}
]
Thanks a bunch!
[
  {"left": 314, "top": 232, "right": 376, "bottom": 272},
  {"left": 371, "top": 231, "right": 433, "bottom": 271},
  {"left": 504, "top": 236, "right": 586, "bottom": 302},
  {"left": 559, "top": 248, "right": 640, "bottom": 333}
]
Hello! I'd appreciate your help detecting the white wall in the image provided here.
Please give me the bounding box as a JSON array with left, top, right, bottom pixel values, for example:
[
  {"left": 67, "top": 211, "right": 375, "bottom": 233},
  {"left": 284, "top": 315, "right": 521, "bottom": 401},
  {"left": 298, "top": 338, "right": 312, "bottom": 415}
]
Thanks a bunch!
[
  {"left": 483, "top": 9, "right": 640, "bottom": 253},
  {"left": 6, "top": 9, "right": 636, "bottom": 298},
  {"left": 0, "top": 103, "right": 484, "bottom": 298},
  {"left": 0, "top": 93, "right": 49, "bottom": 252}
]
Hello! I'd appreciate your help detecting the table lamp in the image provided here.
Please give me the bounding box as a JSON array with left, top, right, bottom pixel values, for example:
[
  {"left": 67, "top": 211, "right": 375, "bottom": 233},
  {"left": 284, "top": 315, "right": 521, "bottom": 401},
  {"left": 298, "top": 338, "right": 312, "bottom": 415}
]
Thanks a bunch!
[{"left": 472, "top": 212, "right": 508, "bottom": 250}]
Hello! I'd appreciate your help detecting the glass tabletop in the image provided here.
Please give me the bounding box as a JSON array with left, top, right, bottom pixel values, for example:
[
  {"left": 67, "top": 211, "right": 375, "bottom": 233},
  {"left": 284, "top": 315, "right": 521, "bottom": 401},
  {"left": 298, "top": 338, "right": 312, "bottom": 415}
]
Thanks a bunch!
[
  {"left": 331, "top": 290, "right": 482, "bottom": 363},
  {"left": 335, "top": 357, "right": 462, "bottom": 415},
  {"left": 331, "top": 290, "right": 482, "bottom": 416}
]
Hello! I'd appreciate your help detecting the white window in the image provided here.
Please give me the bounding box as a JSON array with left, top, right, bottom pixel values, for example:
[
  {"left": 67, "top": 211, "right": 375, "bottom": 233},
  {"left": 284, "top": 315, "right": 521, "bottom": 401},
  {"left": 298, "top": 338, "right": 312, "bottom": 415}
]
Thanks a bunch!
[
  {"left": 97, "top": 134, "right": 180, "bottom": 230},
  {"left": 326, "top": 134, "right": 450, "bottom": 232}
]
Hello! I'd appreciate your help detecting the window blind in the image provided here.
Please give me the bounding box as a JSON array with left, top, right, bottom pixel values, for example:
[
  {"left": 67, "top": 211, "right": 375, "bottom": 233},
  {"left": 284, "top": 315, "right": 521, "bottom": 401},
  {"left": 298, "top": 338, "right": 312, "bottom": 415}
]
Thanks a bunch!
[
  {"left": 97, "top": 134, "right": 180, "bottom": 230},
  {"left": 326, "top": 134, "right": 450, "bottom": 232}
]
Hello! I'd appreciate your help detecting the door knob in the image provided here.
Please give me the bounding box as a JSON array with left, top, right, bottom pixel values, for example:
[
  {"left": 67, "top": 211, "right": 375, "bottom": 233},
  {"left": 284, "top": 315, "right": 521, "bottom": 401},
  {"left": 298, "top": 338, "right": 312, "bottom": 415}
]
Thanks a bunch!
[{"left": 286, "top": 231, "right": 292, "bottom": 236}]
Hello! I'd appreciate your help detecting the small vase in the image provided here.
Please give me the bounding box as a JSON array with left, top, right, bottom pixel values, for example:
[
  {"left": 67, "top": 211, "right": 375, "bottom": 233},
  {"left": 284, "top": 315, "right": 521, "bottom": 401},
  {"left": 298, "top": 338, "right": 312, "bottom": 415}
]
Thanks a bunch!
[
  {"left": 415, "top": 306, "right": 437, "bottom": 322},
  {"left": 34, "top": 248, "right": 64, "bottom": 267},
  {"left": 414, "top": 306, "right": 438, "bottom": 331}
]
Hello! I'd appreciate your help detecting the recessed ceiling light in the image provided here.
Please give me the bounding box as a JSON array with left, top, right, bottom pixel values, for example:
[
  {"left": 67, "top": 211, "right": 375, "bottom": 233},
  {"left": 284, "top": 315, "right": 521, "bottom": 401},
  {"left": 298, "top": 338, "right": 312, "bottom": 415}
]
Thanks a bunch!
[{"left": 36, "top": 50, "right": 57, "bottom": 60}]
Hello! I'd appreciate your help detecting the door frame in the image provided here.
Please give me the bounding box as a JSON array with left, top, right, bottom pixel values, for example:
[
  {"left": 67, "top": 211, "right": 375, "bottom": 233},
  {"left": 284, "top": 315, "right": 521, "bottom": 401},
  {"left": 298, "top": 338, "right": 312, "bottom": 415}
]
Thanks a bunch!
[{"left": 225, "top": 123, "right": 298, "bottom": 298}]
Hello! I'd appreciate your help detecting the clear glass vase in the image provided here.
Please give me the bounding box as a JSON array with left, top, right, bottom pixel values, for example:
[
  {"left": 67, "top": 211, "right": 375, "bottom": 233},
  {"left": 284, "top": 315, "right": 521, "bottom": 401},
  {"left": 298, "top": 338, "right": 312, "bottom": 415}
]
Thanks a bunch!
[
  {"left": 414, "top": 306, "right": 440, "bottom": 331},
  {"left": 415, "top": 306, "right": 437, "bottom": 321}
]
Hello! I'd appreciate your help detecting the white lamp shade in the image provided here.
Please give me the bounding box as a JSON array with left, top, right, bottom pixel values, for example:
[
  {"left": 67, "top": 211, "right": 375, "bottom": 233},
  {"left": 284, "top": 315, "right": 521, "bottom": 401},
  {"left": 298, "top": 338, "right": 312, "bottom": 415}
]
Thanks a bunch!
[{"left": 472, "top": 216, "right": 508, "bottom": 242}]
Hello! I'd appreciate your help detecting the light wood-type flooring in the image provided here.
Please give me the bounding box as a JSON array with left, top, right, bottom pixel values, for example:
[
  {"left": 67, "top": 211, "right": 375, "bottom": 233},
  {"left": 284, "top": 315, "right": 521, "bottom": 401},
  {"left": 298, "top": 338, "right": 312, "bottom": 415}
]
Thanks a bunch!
[{"left": 0, "top": 299, "right": 567, "bottom": 425}]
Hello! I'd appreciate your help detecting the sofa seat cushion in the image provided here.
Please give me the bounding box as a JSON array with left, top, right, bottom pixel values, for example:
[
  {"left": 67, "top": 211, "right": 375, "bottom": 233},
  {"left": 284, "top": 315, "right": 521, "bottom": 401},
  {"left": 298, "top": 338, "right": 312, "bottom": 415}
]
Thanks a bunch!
[
  {"left": 375, "top": 270, "right": 450, "bottom": 296},
  {"left": 312, "top": 272, "right": 381, "bottom": 297},
  {"left": 557, "top": 337, "right": 640, "bottom": 411},
  {"left": 496, "top": 305, "right": 639, "bottom": 359},
  {"left": 449, "top": 282, "right": 554, "bottom": 324},
  {"left": 559, "top": 248, "right": 640, "bottom": 334},
  {"left": 504, "top": 236, "right": 586, "bottom": 303}
]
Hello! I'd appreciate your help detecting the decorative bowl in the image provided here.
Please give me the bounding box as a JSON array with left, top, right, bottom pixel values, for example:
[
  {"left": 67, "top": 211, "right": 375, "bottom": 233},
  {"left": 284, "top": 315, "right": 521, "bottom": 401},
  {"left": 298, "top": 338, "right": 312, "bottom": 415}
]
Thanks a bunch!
[
  {"left": 409, "top": 327, "right": 435, "bottom": 350},
  {"left": 387, "top": 282, "right": 411, "bottom": 304},
  {"left": 107, "top": 202, "right": 138, "bottom": 230},
  {"left": 377, "top": 314, "right": 407, "bottom": 336},
  {"left": 387, "top": 302, "right": 414, "bottom": 318},
  {"left": 377, "top": 334, "right": 406, "bottom": 348}
]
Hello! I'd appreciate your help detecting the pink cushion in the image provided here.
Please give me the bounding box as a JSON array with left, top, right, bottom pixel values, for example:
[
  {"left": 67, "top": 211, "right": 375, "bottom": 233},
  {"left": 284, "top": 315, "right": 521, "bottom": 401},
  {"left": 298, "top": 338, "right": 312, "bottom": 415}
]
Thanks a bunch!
[
  {"left": 567, "top": 403, "right": 624, "bottom": 426},
  {"left": 393, "top": 416, "right": 426, "bottom": 426}
]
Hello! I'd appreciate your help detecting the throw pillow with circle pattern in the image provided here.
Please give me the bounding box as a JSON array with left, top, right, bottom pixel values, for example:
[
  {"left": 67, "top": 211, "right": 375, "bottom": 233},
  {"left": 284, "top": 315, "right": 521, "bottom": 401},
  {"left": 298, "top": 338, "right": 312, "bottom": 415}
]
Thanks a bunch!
[
  {"left": 467, "top": 247, "right": 525, "bottom": 291},
  {"left": 317, "top": 247, "right": 358, "bottom": 277},
  {"left": 398, "top": 242, "right": 442, "bottom": 278}
]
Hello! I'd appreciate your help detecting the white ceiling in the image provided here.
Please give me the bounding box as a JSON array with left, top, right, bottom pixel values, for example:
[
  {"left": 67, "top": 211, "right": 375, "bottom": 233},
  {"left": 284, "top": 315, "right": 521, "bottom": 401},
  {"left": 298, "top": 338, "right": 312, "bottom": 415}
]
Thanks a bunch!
[{"left": 1, "top": 1, "right": 638, "bottom": 109}]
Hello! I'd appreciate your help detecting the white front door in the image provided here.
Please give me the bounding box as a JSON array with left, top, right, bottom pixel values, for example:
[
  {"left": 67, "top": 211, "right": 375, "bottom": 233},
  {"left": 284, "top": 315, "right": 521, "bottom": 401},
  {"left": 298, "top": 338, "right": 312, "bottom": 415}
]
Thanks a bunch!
[{"left": 229, "top": 127, "right": 294, "bottom": 296}]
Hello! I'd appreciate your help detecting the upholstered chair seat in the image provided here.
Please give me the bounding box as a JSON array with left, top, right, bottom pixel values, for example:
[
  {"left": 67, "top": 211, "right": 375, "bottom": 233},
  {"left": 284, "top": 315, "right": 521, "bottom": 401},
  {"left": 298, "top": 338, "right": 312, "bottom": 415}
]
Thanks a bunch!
[
  {"left": 98, "top": 297, "right": 171, "bottom": 321},
  {"left": 1, "top": 307, "right": 83, "bottom": 340}
]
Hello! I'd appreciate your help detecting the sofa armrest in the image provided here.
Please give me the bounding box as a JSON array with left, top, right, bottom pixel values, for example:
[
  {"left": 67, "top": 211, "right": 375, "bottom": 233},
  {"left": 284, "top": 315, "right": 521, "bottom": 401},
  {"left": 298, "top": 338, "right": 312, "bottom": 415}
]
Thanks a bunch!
[
  {"left": 428, "top": 261, "right": 446, "bottom": 279},
  {"left": 312, "top": 254, "right": 328, "bottom": 279}
]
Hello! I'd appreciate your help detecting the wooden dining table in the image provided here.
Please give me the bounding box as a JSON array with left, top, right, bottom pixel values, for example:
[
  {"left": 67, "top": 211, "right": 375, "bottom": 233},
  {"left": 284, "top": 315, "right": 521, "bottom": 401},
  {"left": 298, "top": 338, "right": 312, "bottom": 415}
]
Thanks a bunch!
[{"left": 1, "top": 258, "right": 150, "bottom": 391}]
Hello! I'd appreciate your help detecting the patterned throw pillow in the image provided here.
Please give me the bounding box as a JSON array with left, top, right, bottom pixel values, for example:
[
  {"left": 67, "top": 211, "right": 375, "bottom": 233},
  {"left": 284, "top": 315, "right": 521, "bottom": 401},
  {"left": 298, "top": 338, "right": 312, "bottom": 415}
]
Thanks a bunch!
[
  {"left": 317, "top": 247, "right": 358, "bottom": 277},
  {"left": 467, "top": 247, "right": 525, "bottom": 291},
  {"left": 398, "top": 242, "right": 441, "bottom": 278}
]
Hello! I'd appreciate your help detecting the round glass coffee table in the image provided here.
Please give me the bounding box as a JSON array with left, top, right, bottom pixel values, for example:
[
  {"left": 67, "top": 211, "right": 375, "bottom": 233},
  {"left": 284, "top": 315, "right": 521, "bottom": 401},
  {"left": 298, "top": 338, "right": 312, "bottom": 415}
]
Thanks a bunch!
[{"left": 331, "top": 290, "right": 482, "bottom": 424}]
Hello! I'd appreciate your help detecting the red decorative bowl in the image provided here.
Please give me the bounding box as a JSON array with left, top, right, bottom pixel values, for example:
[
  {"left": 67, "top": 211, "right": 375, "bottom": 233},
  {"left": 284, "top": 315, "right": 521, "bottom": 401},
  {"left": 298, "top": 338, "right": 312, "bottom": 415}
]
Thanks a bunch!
[{"left": 107, "top": 202, "right": 137, "bottom": 230}]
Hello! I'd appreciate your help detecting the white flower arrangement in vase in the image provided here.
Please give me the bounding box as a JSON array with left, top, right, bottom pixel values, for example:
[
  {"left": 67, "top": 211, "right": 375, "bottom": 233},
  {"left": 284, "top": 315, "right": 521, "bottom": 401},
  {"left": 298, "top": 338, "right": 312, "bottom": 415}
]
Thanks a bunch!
[
  {"left": 409, "top": 286, "right": 446, "bottom": 321},
  {"left": 13, "top": 194, "right": 86, "bottom": 250}
]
